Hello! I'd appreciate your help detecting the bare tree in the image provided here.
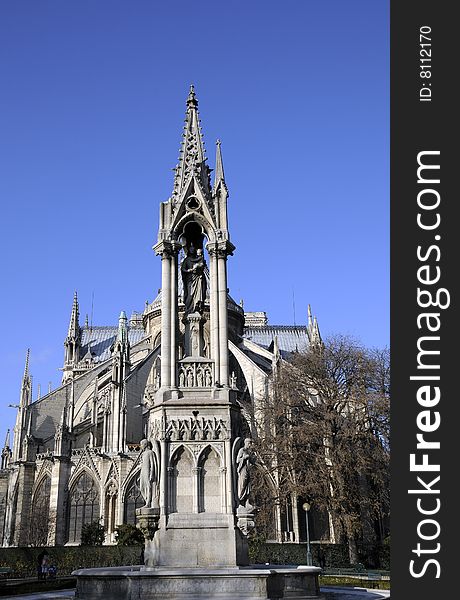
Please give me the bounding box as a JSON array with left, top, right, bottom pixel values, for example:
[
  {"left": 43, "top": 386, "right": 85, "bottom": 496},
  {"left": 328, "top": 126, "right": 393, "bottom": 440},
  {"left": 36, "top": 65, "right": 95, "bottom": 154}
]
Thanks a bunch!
[{"left": 254, "top": 335, "right": 390, "bottom": 564}]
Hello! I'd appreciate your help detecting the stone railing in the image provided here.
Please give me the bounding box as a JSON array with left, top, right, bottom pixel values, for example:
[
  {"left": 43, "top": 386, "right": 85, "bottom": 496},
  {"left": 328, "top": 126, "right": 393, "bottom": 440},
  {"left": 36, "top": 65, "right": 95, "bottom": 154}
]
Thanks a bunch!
[
  {"left": 36, "top": 449, "right": 54, "bottom": 461},
  {"left": 71, "top": 446, "right": 102, "bottom": 458}
]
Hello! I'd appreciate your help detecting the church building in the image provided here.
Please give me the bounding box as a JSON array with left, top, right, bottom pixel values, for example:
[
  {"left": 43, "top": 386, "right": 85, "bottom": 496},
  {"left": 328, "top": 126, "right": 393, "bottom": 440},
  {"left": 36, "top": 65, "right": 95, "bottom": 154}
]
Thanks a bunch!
[{"left": 0, "top": 87, "right": 324, "bottom": 548}]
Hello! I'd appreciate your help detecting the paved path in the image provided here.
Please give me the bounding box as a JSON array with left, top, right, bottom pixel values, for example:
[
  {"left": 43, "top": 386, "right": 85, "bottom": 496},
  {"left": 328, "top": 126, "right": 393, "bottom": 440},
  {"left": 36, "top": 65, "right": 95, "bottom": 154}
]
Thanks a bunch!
[
  {"left": 0, "top": 591, "right": 75, "bottom": 600},
  {"left": 322, "top": 586, "right": 391, "bottom": 599},
  {"left": 2, "top": 586, "right": 390, "bottom": 600}
]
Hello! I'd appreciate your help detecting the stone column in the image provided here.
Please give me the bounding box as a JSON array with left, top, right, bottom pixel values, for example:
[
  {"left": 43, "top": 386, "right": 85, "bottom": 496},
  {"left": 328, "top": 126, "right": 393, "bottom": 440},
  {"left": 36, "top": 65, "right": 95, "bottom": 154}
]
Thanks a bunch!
[
  {"left": 217, "top": 250, "right": 229, "bottom": 386},
  {"left": 220, "top": 466, "right": 227, "bottom": 513},
  {"left": 208, "top": 247, "right": 220, "bottom": 383},
  {"left": 160, "top": 440, "right": 168, "bottom": 515},
  {"left": 192, "top": 466, "right": 201, "bottom": 513},
  {"left": 160, "top": 250, "right": 172, "bottom": 388},
  {"left": 170, "top": 248, "right": 178, "bottom": 386},
  {"left": 224, "top": 438, "right": 234, "bottom": 513},
  {"left": 166, "top": 465, "right": 174, "bottom": 513}
]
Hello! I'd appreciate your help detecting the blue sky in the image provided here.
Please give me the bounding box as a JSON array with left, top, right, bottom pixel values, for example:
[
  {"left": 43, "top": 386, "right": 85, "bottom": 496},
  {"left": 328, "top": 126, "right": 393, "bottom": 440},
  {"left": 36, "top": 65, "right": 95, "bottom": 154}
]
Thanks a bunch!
[{"left": 0, "top": 0, "right": 389, "bottom": 441}]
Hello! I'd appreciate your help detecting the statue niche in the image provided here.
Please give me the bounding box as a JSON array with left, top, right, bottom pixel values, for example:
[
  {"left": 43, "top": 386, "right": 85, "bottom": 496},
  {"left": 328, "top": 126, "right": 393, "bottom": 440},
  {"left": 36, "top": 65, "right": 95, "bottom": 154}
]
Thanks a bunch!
[
  {"left": 181, "top": 244, "right": 207, "bottom": 316},
  {"left": 180, "top": 221, "right": 208, "bottom": 360}
]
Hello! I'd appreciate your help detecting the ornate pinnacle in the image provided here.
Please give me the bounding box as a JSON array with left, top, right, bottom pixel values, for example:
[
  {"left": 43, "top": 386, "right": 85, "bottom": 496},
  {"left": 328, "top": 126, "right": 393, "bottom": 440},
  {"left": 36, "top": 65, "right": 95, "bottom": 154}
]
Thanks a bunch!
[
  {"left": 23, "top": 348, "right": 30, "bottom": 380},
  {"left": 171, "top": 85, "right": 209, "bottom": 200},
  {"left": 213, "top": 139, "right": 226, "bottom": 191},
  {"left": 67, "top": 291, "right": 80, "bottom": 339},
  {"left": 187, "top": 84, "right": 198, "bottom": 109}
]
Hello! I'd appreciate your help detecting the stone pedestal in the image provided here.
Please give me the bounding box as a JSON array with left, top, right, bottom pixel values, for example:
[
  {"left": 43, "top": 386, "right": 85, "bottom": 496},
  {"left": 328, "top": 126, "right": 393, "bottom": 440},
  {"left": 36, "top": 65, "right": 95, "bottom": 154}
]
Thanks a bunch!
[
  {"left": 136, "top": 507, "right": 160, "bottom": 567},
  {"left": 183, "top": 311, "right": 205, "bottom": 358},
  {"left": 237, "top": 506, "right": 256, "bottom": 537}
]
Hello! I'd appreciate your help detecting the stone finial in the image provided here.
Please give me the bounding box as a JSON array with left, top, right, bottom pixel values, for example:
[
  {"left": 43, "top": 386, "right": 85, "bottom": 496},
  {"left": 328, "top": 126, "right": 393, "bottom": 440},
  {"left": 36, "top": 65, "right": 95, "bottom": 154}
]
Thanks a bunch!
[
  {"left": 213, "top": 138, "right": 226, "bottom": 191},
  {"left": 67, "top": 291, "right": 80, "bottom": 339},
  {"left": 23, "top": 348, "right": 30, "bottom": 379},
  {"left": 171, "top": 85, "right": 209, "bottom": 201},
  {"left": 186, "top": 83, "right": 198, "bottom": 108},
  {"left": 117, "top": 310, "right": 129, "bottom": 344}
]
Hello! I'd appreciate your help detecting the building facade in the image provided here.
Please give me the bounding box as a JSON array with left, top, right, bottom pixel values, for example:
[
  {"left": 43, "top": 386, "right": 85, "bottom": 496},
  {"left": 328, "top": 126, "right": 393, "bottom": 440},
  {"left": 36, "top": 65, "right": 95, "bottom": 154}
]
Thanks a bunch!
[{"left": 0, "top": 87, "right": 325, "bottom": 548}]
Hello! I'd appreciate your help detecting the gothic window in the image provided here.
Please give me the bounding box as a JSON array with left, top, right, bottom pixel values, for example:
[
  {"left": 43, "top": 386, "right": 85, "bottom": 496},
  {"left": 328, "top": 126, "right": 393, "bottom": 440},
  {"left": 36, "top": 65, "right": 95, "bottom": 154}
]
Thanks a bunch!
[
  {"left": 67, "top": 471, "right": 100, "bottom": 544},
  {"left": 29, "top": 476, "right": 51, "bottom": 546},
  {"left": 124, "top": 475, "right": 143, "bottom": 525}
]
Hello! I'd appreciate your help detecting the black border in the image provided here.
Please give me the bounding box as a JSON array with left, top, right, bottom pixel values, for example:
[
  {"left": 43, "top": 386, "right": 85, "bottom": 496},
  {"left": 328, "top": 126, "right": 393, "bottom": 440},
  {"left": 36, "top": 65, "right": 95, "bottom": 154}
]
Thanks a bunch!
[{"left": 391, "top": 2, "right": 457, "bottom": 597}]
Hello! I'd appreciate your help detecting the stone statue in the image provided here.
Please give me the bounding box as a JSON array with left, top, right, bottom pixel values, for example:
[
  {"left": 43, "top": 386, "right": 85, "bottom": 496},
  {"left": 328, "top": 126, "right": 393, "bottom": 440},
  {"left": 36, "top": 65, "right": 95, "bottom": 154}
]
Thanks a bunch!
[
  {"left": 236, "top": 438, "right": 255, "bottom": 507},
  {"left": 139, "top": 439, "right": 158, "bottom": 509},
  {"left": 181, "top": 245, "right": 207, "bottom": 314}
]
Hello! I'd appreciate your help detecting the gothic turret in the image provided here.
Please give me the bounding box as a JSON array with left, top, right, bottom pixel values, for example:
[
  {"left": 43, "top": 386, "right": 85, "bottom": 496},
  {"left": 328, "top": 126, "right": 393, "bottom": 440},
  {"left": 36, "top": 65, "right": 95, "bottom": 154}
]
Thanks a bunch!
[
  {"left": 307, "top": 304, "right": 322, "bottom": 347},
  {"left": 11, "top": 349, "right": 32, "bottom": 463},
  {"left": 106, "top": 311, "right": 131, "bottom": 453},
  {"left": 1, "top": 430, "right": 11, "bottom": 469},
  {"left": 62, "top": 291, "right": 81, "bottom": 383}
]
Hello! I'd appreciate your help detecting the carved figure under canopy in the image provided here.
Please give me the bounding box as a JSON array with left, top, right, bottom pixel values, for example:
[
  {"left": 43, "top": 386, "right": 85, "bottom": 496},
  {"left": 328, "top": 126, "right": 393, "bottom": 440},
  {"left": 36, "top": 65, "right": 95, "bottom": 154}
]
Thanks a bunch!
[
  {"left": 139, "top": 439, "right": 158, "bottom": 509},
  {"left": 236, "top": 438, "right": 256, "bottom": 507},
  {"left": 181, "top": 245, "right": 207, "bottom": 314}
]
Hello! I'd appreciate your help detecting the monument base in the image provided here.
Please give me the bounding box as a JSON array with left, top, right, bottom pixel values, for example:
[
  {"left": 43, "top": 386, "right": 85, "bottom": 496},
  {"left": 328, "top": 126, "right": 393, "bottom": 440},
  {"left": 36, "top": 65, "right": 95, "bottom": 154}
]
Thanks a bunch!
[{"left": 73, "top": 565, "right": 324, "bottom": 599}]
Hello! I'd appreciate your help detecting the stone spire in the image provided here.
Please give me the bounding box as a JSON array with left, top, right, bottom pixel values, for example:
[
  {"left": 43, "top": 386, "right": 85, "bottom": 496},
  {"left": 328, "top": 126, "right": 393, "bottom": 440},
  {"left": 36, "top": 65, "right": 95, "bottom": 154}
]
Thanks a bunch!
[
  {"left": 62, "top": 292, "right": 81, "bottom": 383},
  {"left": 213, "top": 139, "right": 226, "bottom": 192},
  {"left": 20, "top": 348, "right": 32, "bottom": 407},
  {"left": 171, "top": 84, "right": 211, "bottom": 202},
  {"left": 307, "top": 305, "right": 322, "bottom": 347},
  {"left": 11, "top": 349, "right": 32, "bottom": 463},
  {"left": 67, "top": 291, "right": 80, "bottom": 339},
  {"left": 112, "top": 311, "right": 130, "bottom": 371},
  {"left": 311, "top": 316, "right": 322, "bottom": 345},
  {"left": 117, "top": 311, "right": 129, "bottom": 346}
]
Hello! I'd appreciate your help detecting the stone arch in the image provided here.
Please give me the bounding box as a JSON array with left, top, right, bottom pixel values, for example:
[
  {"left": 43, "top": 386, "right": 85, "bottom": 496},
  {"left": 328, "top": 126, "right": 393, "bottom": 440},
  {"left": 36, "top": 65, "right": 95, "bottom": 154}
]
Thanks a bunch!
[
  {"left": 29, "top": 475, "right": 51, "bottom": 546},
  {"left": 169, "top": 445, "right": 194, "bottom": 513},
  {"left": 196, "top": 443, "right": 223, "bottom": 465},
  {"left": 67, "top": 469, "right": 100, "bottom": 544},
  {"left": 122, "top": 468, "right": 143, "bottom": 526},
  {"left": 173, "top": 211, "right": 216, "bottom": 245},
  {"left": 169, "top": 444, "right": 195, "bottom": 468},
  {"left": 197, "top": 445, "right": 222, "bottom": 513}
]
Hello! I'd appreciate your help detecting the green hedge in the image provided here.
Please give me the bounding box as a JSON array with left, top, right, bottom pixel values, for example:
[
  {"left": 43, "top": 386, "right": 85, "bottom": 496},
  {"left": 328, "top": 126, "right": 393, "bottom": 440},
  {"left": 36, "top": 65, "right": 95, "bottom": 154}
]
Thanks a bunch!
[
  {"left": 0, "top": 546, "right": 141, "bottom": 578},
  {"left": 249, "top": 541, "right": 349, "bottom": 568},
  {"left": 0, "top": 541, "right": 389, "bottom": 577},
  {"left": 249, "top": 541, "right": 390, "bottom": 569}
]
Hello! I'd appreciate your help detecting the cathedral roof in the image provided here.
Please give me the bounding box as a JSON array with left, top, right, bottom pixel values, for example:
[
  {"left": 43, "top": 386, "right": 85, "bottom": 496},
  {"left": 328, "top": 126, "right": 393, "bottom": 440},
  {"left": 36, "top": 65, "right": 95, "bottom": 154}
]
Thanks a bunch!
[
  {"left": 80, "top": 325, "right": 145, "bottom": 363},
  {"left": 243, "top": 325, "right": 310, "bottom": 354}
]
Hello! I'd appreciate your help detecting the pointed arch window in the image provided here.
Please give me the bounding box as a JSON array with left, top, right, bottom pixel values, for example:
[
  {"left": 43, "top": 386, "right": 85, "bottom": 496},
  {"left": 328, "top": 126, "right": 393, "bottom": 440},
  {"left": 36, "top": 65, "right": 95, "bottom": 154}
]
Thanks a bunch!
[
  {"left": 67, "top": 471, "right": 100, "bottom": 544},
  {"left": 124, "top": 475, "right": 143, "bottom": 525},
  {"left": 29, "top": 476, "right": 51, "bottom": 546}
]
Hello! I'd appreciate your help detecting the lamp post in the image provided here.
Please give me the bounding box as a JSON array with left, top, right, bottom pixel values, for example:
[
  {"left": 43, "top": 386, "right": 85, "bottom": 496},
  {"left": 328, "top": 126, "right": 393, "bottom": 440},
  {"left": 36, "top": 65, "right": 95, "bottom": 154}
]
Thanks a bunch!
[{"left": 302, "top": 502, "right": 313, "bottom": 566}]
